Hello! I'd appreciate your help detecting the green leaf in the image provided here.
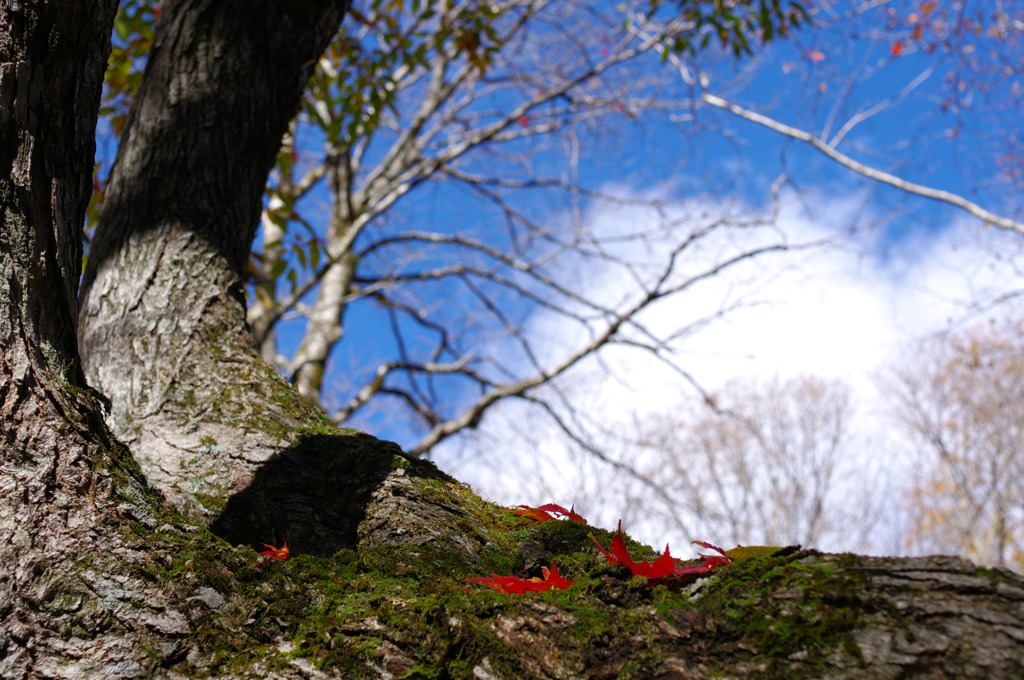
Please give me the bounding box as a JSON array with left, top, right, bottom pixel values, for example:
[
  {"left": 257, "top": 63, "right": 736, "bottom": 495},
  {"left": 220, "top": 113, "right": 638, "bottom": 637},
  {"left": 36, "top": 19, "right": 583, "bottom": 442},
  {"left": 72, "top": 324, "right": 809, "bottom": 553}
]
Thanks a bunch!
[{"left": 310, "top": 242, "right": 321, "bottom": 271}]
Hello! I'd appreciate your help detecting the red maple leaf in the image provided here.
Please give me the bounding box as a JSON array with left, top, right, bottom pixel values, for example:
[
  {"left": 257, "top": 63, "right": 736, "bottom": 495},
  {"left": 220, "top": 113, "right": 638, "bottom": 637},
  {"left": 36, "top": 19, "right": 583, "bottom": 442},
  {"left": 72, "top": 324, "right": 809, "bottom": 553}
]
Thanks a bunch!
[
  {"left": 675, "top": 540, "right": 732, "bottom": 576},
  {"left": 590, "top": 521, "right": 676, "bottom": 579},
  {"left": 507, "top": 505, "right": 558, "bottom": 522},
  {"left": 252, "top": 542, "right": 289, "bottom": 567},
  {"left": 536, "top": 503, "right": 587, "bottom": 523},
  {"left": 260, "top": 542, "right": 290, "bottom": 560},
  {"left": 506, "top": 503, "right": 587, "bottom": 524},
  {"left": 466, "top": 563, "right": 576, "bottom": 594},
  {"left": 591, "top": 525, "right": 737, "bottom": 584}
]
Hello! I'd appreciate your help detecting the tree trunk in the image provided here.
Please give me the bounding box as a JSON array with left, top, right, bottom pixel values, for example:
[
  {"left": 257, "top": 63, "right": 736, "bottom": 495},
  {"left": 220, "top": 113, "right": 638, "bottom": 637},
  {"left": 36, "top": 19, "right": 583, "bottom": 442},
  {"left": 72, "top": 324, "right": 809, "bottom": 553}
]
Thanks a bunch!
[
  {"left": 78, "top": 0, "right": 350, "bottom": 521},
  {"left": 0, "top": 2, "right": 190, "bottom": 674}
]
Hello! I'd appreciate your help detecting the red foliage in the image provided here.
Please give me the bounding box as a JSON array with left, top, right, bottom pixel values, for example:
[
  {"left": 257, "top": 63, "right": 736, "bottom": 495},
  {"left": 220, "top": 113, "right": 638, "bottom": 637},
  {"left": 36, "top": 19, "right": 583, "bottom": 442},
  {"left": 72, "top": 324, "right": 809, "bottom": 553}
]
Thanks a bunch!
[
  {"left": 591, "top": 523, "right": 735, "bottom": 585},
  {"left": 470, "top": 508, "right": 761, "bottom": 595},
  {"left": 506, "top": 503, "right": 587, "bottom": 524},
  {"left": 466, "top": 564, "right": 576, "bottom": 594},
  {"left": 676, "top": 540, "right": 733, "bottom": 577},
  {"left": 252, "top": 542, "right": 289, "bottom": 567},
  {"left": 590, "top": 521, "right": 676, "bottom": 578}
]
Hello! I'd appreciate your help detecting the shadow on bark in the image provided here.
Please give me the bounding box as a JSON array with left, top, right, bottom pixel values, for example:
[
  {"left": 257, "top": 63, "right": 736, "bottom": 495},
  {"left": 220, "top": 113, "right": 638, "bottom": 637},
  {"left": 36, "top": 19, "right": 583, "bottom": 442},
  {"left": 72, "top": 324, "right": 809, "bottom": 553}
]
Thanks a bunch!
[{"left": 209, "top": 431, "right": 465, "bottom": 558}]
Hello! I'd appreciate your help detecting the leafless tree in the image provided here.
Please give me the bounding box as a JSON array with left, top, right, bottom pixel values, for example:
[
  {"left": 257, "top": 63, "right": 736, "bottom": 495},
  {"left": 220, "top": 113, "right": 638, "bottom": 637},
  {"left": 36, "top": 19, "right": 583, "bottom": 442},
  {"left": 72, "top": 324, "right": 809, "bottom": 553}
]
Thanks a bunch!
[
  {"left": 885, "top": 317, "right": 1024, "bottom": 570},
  {"left": 244, "top": 0, "right": 820, "bottom": 457},
  {"left": 241, "top": 0, "right": 1024, "bottom": 470},
  {"left": 654, "top": 0, "right": 1024, "bottom": 233},
  {"left": 632, "top": 375, "right": 886, "bottom": 551}
]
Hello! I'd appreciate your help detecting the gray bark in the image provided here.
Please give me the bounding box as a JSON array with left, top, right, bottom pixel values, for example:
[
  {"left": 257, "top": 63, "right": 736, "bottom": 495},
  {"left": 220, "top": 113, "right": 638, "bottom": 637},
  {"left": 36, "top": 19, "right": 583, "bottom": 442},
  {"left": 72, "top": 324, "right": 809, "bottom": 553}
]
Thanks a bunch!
[
  {"left": 0, "top": 2, "right": 181, "bottom": 675},
  {"left": 78, "top": 0, "right": 350, "bottom": 522}
]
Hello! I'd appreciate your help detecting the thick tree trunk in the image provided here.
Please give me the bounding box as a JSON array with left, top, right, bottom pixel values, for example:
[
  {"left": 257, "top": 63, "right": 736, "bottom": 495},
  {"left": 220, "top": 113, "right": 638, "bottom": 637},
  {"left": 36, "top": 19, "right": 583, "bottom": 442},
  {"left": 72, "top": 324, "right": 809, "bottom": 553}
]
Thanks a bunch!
[
  {"left": 0, "top": 2, "right": 189, "bottom": 675},
  {"left": 282, "top": 546, "right": 1023, "bottom": 680},
  {"left": 78, "top": 0, "right": 350, "bottom": 521}
]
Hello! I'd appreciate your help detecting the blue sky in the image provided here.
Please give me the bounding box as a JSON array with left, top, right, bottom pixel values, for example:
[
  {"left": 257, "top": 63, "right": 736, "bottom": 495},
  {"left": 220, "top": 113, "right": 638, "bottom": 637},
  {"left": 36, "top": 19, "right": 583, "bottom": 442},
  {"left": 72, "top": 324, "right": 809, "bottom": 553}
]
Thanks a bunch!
[
  {"left": 411, "top": 1, "right": 1024, "bottom": 552},
  {"left": 261, "top": 0, "right": 1023, "bottom": 447}
]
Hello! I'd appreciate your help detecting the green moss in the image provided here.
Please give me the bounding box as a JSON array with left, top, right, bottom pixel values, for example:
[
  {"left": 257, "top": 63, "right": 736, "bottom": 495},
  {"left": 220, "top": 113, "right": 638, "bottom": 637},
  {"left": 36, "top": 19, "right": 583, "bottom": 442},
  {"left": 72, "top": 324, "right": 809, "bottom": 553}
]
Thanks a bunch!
[
  {"left": 672, "top": 553, "right": 871, "bottom": 677},
  {"left": 194, "top": 491, "right": 229, "bottom": 515},
  {"left": 294, "top": 423, "right": 345, "bottom": 438},
  {"left": 187, "top": 510, "right": 646, "bottom": 676},
  {"left": 166, "top": 325, "right": 334, "bottom": 444},
  {"left": 144, "top": 464, "right": 894, "bottom": 680},
  {"left": 531, "top": 517, "right": 601, "bottom": 555}
]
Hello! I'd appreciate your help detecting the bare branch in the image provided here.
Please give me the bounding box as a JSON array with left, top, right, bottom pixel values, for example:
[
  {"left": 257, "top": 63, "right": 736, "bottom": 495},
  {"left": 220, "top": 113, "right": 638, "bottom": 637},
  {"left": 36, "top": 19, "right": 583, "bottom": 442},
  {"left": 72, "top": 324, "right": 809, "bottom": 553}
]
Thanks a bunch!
[{"left": 699, "top": 91, "right": 1024, "bottom": 235}]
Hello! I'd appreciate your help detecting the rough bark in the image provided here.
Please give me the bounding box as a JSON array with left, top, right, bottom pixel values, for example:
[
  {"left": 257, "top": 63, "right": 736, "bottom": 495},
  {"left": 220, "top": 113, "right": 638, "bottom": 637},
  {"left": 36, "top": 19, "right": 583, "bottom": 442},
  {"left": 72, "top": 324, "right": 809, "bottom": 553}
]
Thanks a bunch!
[
  {"left": 78, "top": 0, "right": 350, "bottom": 522},
  {"left": 0, "top": 2, "right": 189, "bottom": 675},
  {"left": 312, "top": 547, "right": 1024, "bottom": 680}
]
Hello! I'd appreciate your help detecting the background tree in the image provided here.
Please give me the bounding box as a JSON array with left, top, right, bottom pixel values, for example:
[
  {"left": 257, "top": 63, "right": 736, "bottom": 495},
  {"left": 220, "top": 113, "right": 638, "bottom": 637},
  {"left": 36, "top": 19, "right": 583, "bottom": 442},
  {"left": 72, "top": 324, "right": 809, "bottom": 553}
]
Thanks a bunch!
[
  {"left": 236, "top": 0, "right": 821, "bottom": 458},
  {"left": 244, "top": 0, "right": 1024, "bottom": 465},
  {"left": 420, "top": 0, "right": 1024, "bottom": 554},
  {"left": 675, "top": 0, "right": 1024, "bottom": 235},
  {"left": 886, "top": 317, "right": 1024, "bottom": 570},
  {"left": 636, "top": 375, "right": 884, "bottom": 550},
  {"left": 491, "top": 373, "right": 889, "bottom": 552}
]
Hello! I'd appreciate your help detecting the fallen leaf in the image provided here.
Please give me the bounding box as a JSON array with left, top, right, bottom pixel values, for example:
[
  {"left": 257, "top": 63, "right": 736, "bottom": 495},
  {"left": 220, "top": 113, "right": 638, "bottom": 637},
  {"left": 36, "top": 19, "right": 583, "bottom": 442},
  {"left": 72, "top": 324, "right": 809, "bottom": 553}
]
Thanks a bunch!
[
  {"left": 691, "top": 540, "right": 727, "bottom": 555},
  {"left": 536, "top": 503, "right": 587, "bottom": 523},
  {"left": 724, "top": 545, "right": 796, "bottom": 560},
  {"left": 252, "top": 542, "right": 289, "bottom": 567},
  {"left": 590, "top": 521, "right": 676, "bottom": 579},
  {"left": 507, "top": 505, "right": 558, "bottom": 522},
  {"left": 260, "top": 542, "right": 290, "bottom": 560},
  {"left": 466, "top": 563, "right": 576, "bottom": 594},
  {"left": 506, "top": 503, "right": 587, "bottom": 524},
  {"left": 667, "top": 540, "right": 733, "bottom": 579}
]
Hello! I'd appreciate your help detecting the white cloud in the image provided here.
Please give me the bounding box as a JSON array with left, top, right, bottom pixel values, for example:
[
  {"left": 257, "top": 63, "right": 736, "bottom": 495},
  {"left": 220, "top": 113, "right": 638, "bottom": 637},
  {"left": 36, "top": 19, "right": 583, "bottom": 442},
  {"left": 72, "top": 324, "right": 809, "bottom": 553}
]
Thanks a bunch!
[{"left": 432, "top": 185, "right": 1024, "bottom": 554}]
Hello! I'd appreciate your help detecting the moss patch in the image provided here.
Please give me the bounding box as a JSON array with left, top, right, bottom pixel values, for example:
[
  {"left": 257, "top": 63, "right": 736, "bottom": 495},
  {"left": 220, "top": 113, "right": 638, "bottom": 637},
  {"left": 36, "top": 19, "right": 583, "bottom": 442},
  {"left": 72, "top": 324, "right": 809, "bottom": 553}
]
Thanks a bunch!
[{"left": 199, "top": 534, "right": 890, "bottom": 678}]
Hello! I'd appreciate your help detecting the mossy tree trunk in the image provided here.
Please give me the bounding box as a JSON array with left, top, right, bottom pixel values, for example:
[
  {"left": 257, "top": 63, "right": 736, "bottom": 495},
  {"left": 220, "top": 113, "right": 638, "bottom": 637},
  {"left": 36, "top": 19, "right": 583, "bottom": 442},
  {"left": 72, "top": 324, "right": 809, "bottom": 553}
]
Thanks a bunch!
[
  {"left": 3, "top": 2, "right": 1024, "bottom": 679},
  {"left": 78, "top": 0, "right": 350, "bottom": 522}
]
